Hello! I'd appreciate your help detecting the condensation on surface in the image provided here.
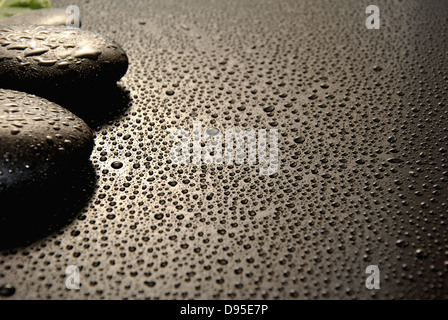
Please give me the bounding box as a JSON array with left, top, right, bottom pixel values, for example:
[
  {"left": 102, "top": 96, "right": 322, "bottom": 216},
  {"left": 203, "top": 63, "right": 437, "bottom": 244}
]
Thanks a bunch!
[{"left": 0, "top": 0, "right": 447, "bottom": 299}]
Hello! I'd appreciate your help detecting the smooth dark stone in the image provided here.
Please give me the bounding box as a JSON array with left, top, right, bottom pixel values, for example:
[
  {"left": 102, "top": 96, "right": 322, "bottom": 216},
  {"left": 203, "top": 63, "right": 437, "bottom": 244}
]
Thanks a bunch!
[
  {"left": 0, "top": 8, "right": 79, "bottom": 27},
  {"left": 0, "top": 25, "right": 128, "bottom": 89},
  {"left": 0, "top": 89, "right": 94, "bottom": 192}
]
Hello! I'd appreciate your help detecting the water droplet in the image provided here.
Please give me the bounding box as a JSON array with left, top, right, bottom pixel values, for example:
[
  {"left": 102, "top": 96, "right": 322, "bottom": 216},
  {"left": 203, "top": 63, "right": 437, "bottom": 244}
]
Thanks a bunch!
[{"left": 111, "top": 161, "right": 123, "bottom": 169}]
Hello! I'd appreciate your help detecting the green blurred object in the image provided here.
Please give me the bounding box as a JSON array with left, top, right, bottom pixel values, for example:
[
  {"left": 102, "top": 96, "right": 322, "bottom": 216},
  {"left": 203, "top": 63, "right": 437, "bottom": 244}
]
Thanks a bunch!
[{"left": 0, "top": 0, "right": 52, "bottom": 20}]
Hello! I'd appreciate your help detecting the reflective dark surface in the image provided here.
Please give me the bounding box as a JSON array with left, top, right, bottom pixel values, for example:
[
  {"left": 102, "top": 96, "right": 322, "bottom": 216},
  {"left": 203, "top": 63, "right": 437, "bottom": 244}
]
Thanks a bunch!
[{"left": 0, "top": 0, "right": 447, "bottom": 299}]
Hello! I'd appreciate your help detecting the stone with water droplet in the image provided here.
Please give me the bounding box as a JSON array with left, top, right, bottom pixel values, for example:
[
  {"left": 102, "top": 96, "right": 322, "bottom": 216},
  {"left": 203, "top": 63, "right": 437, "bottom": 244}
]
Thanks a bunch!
[
  {"left": 0, "top": 89, "right": 93, "bottom": 192},
  {"left": 0, "top": 25, "right": 128, "bottom": 90},
  {"left": 0, "top": 9, "right": 79, "bottom": 27}
]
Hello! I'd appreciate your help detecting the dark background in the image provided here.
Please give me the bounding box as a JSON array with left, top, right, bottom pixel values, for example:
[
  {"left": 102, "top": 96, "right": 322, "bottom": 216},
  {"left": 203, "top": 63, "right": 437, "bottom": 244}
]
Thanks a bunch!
[{"left": 1, "top": 0, "right": 447, "bottom": 299}]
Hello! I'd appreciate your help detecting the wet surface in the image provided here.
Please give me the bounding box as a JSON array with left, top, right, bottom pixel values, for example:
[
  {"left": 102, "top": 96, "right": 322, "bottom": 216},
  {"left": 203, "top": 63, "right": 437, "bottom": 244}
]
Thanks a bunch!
[
  {"left": 0, "top": 25, "right": 128, "bottom": 88},
  {"left": 0, "top": 0, "right": 447, "bottom": 299},
  {"left": 0, "top": 89, "right": 94, "bottom": 192}
]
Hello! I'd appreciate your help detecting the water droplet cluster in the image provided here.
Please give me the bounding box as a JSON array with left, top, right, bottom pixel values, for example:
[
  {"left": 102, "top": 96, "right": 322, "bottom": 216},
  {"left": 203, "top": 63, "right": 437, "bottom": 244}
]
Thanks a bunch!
[
  {"left": 0, "top": 25, "right": 128, "bottom": 88},
  {"left": 0, "top": 0, "right": 447, "bottom": 299},
  {"left": 0, "top": 89, "right": 93, "bottom": 191}
]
